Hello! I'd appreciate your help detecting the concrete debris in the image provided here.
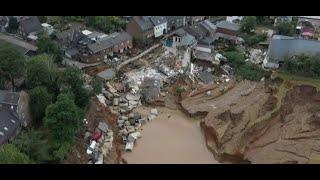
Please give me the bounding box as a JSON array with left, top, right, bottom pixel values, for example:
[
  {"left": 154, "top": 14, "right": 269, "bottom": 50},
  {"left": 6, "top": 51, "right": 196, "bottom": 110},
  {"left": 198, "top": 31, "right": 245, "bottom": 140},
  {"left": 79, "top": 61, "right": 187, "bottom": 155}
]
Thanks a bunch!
[
  {"left": 96, "top": 94, "right": 107, "bottom": 107},
  {"left": 98, "top": 122, "right": 108, "bottom": 133},
  {"left": 106, "top": 82, "right": 117, "bottom": 93},
  {"left": 248, "top": 48, "right": 265, "bottom": 64},
  {"left": 148, "top": 114, "right": 157, "bottom": 121},
  {"left": 113, "top": 98, "right": 119, "bottom": 106},
  {"left": 126, "top": 93, "right": 141, "bottom": 101},
  {"left": 125, "top": 141, "right": 134, "bottom": 152},
  {"left": 150, "top": 108, "right": 158, "bottom": 116},
  {"left": 206, "top": 91, "right": 212, "bottom": 96}
]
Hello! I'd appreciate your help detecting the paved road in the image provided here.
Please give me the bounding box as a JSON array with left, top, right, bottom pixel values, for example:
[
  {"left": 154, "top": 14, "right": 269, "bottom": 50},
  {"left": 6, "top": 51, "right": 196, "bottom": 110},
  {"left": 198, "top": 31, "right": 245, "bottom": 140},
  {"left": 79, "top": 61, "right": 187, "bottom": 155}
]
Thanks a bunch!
[
  {"left": 116, "top": 43, "right": 161, "bottom": 71},
  {"left": 0, "top": 33, "right": 38, "bottom": 51},
  {"left": 64, "top": 58, "right": 102, "bottom": 69}
]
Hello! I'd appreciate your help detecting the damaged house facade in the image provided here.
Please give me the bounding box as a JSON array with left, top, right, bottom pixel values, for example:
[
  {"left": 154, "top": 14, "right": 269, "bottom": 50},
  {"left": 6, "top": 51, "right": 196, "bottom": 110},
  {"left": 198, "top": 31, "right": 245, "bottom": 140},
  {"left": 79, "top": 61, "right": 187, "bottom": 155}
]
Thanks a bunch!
[{"left": 0, "top": 90, "right": 31, "bottom": 145}]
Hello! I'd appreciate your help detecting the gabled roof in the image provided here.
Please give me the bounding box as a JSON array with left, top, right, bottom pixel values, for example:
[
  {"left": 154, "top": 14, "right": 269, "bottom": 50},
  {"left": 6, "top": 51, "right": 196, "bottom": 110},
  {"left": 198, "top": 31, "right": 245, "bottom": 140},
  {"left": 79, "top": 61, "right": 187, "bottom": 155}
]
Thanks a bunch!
[
  {"left": 20, "top": 16, "right": 42, "bottom": 34},
  {"left": 0, "top": 90, "right": 20, "bottom": 106},
  {"left": 216, "top": 21, "right": 240, "bottom": 31},
  {"left": 132, "top": 16, "right": 153, "bottom": 31},
  {"left": 200, "top": 20, "right": 216, "bottom": 32},
  {"left": 0, "top": 107, "right": 20, "bottom": 145},
  {"left": 149, "top": 16, "right": 167, "bottom": 26},
  {"left": 88, "top": 32, "right": 132, "bottom": 53}
]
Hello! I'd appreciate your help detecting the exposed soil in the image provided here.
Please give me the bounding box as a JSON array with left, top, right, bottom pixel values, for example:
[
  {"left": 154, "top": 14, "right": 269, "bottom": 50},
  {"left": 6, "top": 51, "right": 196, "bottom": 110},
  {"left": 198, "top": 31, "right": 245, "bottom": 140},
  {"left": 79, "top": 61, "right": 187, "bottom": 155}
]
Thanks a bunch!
[
  {"left": 83, "top": 63, "right": 109, "bottom": 77},
  {"left": 64, "top": 97, "right": 122, "bottom": 164},
  {"left": 181, "top": 79, "right": 320, "bottom": 164}
]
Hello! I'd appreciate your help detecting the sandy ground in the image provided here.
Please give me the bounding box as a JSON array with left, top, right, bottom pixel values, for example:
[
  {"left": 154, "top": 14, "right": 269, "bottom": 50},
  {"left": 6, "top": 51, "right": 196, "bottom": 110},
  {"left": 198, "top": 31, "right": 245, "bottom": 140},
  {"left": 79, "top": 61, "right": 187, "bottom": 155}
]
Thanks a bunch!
[{"left": 123, "top": 106, "right": 219, "bottom": 164}]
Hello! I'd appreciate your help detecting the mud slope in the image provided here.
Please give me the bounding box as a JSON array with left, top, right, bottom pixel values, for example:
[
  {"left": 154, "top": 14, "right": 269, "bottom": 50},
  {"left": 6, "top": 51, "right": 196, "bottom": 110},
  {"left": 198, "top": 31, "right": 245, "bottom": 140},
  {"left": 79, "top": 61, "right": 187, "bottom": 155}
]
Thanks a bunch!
[
  {"left": 244, "top": 85, "right": 320, "bottom": 163},
  {"left": 182, "top": 81, "right": 320, "bottom": 163}
]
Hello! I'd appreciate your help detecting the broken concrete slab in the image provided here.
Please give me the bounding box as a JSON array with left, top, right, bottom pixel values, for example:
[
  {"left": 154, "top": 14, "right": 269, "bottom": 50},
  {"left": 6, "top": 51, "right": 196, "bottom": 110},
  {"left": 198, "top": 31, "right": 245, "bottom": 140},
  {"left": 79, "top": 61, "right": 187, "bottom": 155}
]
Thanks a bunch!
[
  {"left": 113, "top": 98, "right": 119, "bottom": 106},
  {"left": 128, "top": 100, "right": 138, "bottom": 106},
  {"left": 98, "top": 122, "right": 108, "bottom": 133},
  {"left": 106, "top": 82, "right": 117, "bottom": 93},
  {"left": 126, "top": 93, "right": 141, "bottom": 101},
  {"left": 150, "top": 108, "right": 158, "bottom": 116},
  {"left": 120, "top": 116, "right": 129, "bottom": 121},
  {"left": 125, "top": 141, "right": 134, "bottom": 152},
  {"left": 148, "top": 114, "right": 156, "bottom": 121}
]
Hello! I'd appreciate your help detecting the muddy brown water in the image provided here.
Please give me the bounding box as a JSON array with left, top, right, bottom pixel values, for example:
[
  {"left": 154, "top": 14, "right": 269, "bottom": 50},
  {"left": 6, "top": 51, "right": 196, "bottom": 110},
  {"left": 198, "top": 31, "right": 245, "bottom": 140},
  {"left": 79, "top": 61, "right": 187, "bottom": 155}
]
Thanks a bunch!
[{"left": 123, "top": 106, "right": 219, "bottom": 164}]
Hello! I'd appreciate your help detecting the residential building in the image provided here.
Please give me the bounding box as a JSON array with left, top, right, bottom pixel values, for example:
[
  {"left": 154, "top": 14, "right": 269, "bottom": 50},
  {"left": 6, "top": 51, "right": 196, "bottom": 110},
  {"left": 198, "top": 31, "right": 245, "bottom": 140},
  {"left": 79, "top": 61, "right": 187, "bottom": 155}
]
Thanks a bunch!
[
  {"left": 186, "top": 16, "right": 206, "bottom": 25},
  {"left": 41, "top": 23, "right": 54, "bottom": 36},
  {"left": 166, "top": 16, "right": 186, "bottom": 32},
  {"left": 298, "top": 16, "right": 320, "bottom": 28},
  {"left": 0, "top": 90, "right": 31, "bottom": 145},
  {"left": 274, "top": 16, "right": 292, "bottom": 26},
  {"left": 18, "top": 16, "right": 42, "bottom": 39},
  {"left": 264, "top": 35, "right": 320, "bottom": 69},
  {"left": 216, "top": 20, "right": 240, "bottom": 37},
  {"left": 126, "top": 16, "right": 154, "bottom": 40},
  {"left": 149, "top": 16, "right": 167, "bottom": 38}
]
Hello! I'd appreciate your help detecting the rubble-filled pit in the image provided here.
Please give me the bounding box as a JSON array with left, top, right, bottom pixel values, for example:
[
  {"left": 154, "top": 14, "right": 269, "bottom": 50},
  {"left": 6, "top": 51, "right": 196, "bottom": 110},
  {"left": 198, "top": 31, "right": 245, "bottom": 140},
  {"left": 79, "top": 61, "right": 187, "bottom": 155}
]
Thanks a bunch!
[{"left": 122, "top": 106, "right": 219, "bottom": 164}]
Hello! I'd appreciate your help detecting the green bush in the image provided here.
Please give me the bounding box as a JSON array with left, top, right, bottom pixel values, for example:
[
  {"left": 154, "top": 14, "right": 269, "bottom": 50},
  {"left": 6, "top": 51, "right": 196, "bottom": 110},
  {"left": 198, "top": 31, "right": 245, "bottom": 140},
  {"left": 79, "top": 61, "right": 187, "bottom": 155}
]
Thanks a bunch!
[
  {"left": 242, "top": 33, "right": 267, "bottom": 47},
  {"left": 283, "top": 55, "right": 320, "bottom": 78},
  {"left": 176, "top": 86, "right": 186, "bottom": 94},
  {"left": 224, "top": 50, "right": 265, "bottom": 81}
]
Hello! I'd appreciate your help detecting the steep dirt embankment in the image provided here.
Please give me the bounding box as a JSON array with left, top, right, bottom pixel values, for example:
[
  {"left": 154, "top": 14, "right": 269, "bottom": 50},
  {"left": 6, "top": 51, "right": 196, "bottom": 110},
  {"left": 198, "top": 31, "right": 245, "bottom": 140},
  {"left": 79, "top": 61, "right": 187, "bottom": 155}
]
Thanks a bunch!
[
  {"left": 182, "top": 80, "right": 320, "bottom": 163},
  {"left": 244, "top": 85, "right": 320, "bottom": 163}
]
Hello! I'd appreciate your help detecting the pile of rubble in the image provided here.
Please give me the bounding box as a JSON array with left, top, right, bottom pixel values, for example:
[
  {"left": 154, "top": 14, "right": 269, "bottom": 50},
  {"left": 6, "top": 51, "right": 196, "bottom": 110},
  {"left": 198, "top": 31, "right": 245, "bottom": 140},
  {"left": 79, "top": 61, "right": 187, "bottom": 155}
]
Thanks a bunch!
[
  {"left": 86, "top": 122, "right": 114, "bottom": 164},
  {"left": 246, "top": 48, "right": 266, "bottom": 64}
]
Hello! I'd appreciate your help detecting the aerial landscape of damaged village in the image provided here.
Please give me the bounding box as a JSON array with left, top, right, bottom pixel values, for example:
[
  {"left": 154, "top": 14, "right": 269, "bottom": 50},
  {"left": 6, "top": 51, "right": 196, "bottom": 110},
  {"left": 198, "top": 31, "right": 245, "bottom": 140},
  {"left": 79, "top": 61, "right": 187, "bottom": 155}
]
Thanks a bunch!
[{"left": 2, "top": 16, "right": 320, "bottom": 164}]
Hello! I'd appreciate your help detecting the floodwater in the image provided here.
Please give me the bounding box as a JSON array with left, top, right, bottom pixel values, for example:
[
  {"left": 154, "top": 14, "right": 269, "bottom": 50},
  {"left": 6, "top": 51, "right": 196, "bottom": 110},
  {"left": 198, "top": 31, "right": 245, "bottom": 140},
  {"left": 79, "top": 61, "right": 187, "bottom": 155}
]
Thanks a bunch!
[{"left": 123, "top": 106, "right": 219, "bottom": 164}]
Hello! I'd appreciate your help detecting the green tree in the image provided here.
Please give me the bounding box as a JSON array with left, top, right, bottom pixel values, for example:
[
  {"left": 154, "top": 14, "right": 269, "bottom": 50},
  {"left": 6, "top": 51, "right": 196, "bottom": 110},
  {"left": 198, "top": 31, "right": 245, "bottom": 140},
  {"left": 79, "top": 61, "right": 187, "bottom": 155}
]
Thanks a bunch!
[
  {"left": 85, "top": 16, "right": 122, "bottom": 33},
  {"left": 0, "top": 144, "right": 33, "bottom": 164},
  {"left": 26, "top": 54, "right": 59, "bottom": 96},
  {"left": 6, "top": 16, "right": 19, "bottom": 33},
  {"left": 37, "top": 34, "right": 63, "bottom": 64},
  {"left": 0, "top": 43, "right": 25, "bottom": 91},
  {"left": 275, "top": 22, "right": 294, "bottom": 36},
  {"left": 38, "top": 16, "right": 48, "bottom": 23},
  {"left": 91, "top": 78, "right": 103, "bottom": 95},
  {"left": 58, "top": 67, "right": 90, "bottom": 108},
  {"left": 240, "top": 16, "right": 257, "bottom": 34},
  {"left": 29, "top": 86, "right": 53, "bottom": 125},
  {"left": 44, "top": 93, "right": 84, "bottom": 142},
  {"left": 12, "top": 129, "right": 51, "bottom": 163},
  {"left": 52, "top": 141, "right": 71, "bottom": 162}
]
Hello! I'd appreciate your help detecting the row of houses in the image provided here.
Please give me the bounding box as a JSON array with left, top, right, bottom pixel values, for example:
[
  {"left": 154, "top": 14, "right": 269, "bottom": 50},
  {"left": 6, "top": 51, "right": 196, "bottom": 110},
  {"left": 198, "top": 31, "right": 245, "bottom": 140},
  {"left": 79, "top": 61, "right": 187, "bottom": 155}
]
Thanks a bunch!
[{"left": 56, "top": 24, "right": 133, "bottom": 63}]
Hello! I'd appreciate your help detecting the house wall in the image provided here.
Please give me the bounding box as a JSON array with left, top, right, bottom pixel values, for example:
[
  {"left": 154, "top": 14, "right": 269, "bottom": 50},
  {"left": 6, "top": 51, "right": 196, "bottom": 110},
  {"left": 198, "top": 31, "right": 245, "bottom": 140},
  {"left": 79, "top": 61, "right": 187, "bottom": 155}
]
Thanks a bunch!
[
  {"left": 216, "top": 27, "right": 237, "bottom": 36},
  {"left": 126, "top": 20, "right": 142, "bottom": 39},
  {"left": 154, "top": 23, "right": 167, "bottom": 38},
  {"left": 167, "top": 17, "right": 185, "bottom": 32},
  {"left": 17, "top": 91, "right": 31, "bottom": 127},
  {"left": 113, "top": 39, "right": 133, "bottom": 53}
]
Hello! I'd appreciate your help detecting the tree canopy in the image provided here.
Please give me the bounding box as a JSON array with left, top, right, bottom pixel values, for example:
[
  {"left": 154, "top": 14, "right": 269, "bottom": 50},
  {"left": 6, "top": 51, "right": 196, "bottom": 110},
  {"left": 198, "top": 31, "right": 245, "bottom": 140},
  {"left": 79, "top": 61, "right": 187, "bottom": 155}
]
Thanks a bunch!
[
  {"left": 0, "top": 43, "right": 25, "bottom": 90},
  {"left": 275, "top": 22, "right": 295, "bottom": 36},
  {"left": 240, "top": 16, "right": 257, "bottom": 34},
  {"left": 44, "top": 93, "right": 84, "bottom": 142},
  {"left": 26, "top": 54, "right": 59, "bottom": 94},
  {"left": 0, "top": 144, "right": 33, "bottom": 164},
  {"left": 29, "top": 86, "right": 53, "bottom": 125},
  {"left": 37, "top": 34, "right": 63, "bottom": 64}
]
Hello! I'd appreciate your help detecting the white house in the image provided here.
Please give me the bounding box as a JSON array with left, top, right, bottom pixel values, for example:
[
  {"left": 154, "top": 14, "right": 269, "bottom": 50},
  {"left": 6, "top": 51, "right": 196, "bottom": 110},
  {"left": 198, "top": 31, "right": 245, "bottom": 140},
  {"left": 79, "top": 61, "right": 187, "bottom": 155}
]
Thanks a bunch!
[
  {"left": 226, "top": 16, "right": 243, "bottom": 24},
  {"left": 149, "top": 16, "right": 167, "bottom": 38},
  {"left": 41, "top": 23, "right": 54, "bottom": 35}
]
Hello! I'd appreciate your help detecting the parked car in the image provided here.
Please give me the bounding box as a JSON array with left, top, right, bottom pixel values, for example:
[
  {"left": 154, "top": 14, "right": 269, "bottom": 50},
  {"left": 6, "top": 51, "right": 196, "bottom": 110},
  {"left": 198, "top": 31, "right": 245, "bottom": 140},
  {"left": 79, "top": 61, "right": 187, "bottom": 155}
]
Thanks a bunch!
[{"left": 87, "top": 140, "right": 97, "bottom": 155}]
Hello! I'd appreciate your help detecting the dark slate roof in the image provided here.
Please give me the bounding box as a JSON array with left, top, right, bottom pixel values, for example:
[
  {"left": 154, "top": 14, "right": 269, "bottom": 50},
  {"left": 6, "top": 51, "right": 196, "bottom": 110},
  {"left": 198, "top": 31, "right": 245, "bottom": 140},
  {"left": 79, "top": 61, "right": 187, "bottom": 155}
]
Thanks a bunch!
[
  {"left": 268, "top": 35, "right": 320, "bottom": 63},
  {"left": 0, "top": 107, "right": 20, "bottom": 145},
  {"left": 133, "top": 16, "right": 153, "bottom": 31},
  {"left": 0, "top": 90, "right": 20, "bottom": 106},
  {"left": 108, "top": 32, "right": 132, "bottom": 45},
  {"left": 184, "top": 24, "right": 207, "bottom": 40},
  {"left": 20, "top": 16, "right": 42, "bottom": 34},
  {"left": 216, "top": 21, "right": 240, "bottom": 31},
  {"left": 88, "top": 39, "right": 113, "bottom": 53},
  {"left": 200, "top": 20, "right": 216, "bottom": 32},
  {"left": 199, "top": 71, "right": 214, "bottom": 84},
  {"left": 149, "top": 16, "right": 167, "bottom": 26},
  {"left": 97, "top": 68, "right": 116, "bottom": 81},
  {"left": 88, "top": 32, "right": 132, "bottom": 54}
]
